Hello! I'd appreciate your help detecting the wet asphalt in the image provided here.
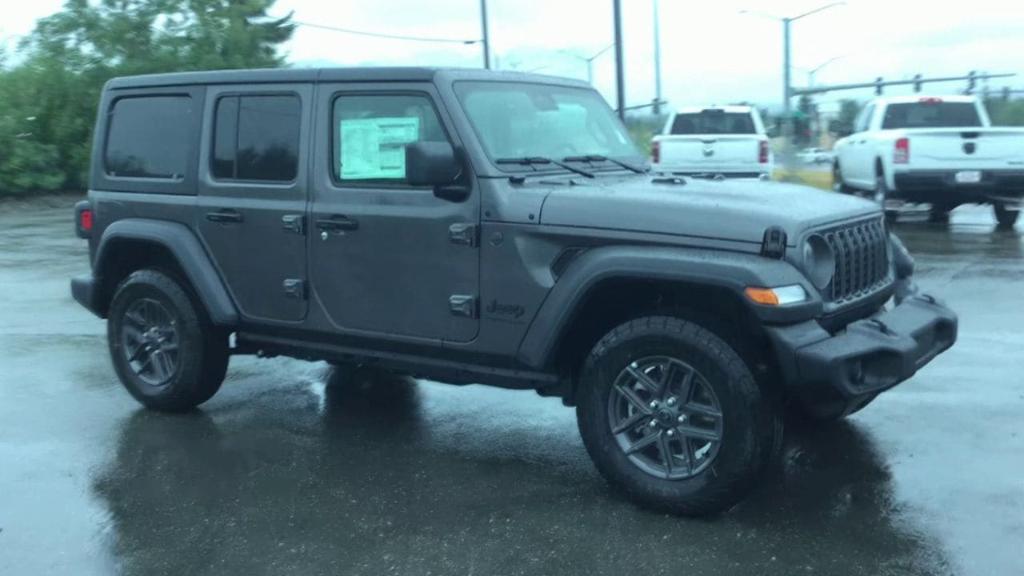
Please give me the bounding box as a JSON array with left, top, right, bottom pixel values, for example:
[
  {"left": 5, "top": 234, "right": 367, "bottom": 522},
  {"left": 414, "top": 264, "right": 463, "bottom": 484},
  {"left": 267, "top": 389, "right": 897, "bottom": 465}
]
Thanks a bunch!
[{"left": 0, "top": 198, "right": 1021, "bottom": 576}]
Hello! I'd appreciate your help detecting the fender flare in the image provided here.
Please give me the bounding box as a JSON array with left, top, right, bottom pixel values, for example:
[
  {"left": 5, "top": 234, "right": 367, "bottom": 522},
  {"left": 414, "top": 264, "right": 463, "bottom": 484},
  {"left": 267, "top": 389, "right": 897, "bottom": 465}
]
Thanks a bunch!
[
  {"left": 94, "top": 219, "right": 239, "bottom": 326},
  {"left": 515, "top": 245, "right": 821, "bottom": 369}
]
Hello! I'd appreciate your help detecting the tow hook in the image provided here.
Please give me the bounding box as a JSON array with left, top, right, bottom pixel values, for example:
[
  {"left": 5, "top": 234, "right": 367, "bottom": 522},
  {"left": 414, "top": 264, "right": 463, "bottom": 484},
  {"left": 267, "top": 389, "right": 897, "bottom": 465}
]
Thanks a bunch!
[{"left": 868, "top": 318, "right": 893, "bottom": 336}]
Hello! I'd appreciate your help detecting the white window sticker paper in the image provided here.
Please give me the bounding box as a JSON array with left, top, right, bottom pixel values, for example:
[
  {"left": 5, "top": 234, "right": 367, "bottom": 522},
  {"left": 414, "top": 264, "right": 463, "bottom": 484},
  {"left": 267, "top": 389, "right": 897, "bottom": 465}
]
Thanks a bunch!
[{"left": 340, "top": 117, "right": 420, "bottom": 179}]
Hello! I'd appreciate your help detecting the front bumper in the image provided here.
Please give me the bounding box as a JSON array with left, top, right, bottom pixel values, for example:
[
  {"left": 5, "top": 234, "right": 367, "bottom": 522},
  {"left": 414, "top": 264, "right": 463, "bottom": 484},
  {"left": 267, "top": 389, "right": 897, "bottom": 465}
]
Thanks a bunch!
[
  {"left": 768, "top": 291, "right": 957, "bottom": 418},
  {"left": 892, "top": 169, "right": 1024, "bottom": 204}
]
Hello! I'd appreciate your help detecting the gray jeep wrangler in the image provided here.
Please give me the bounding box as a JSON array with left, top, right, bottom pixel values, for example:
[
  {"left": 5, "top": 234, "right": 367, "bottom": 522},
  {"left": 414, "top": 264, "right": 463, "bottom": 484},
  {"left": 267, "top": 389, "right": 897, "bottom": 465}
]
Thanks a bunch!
[{"left": 71, "top": 68, "right": 957, "bottom": 515}]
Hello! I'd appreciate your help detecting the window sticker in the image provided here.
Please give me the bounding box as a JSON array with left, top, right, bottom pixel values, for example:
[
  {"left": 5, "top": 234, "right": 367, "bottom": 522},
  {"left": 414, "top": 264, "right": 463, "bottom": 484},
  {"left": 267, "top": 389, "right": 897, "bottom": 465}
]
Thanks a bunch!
[{"left": 339, "top": 116, "right": 420, "bottom": 179}]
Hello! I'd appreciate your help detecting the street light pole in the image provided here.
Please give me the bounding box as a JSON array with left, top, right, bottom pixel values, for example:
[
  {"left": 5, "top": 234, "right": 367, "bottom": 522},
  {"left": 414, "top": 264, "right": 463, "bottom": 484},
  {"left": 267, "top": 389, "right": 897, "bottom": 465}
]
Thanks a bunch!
[
  {"left": 740, "top": 2, "right": 844, "bottom": 114},
  {"left": 613, "top": 0, "right": 625, "bottom": 119},
  {"left": 653, "top": 0, "right": 663, "bottom": 115},
  {"left": 783, "top": 18, "right": 791, "bottom": 115},
  {"left": 480, "top": 0, "right": 491, "bottom": 69}
]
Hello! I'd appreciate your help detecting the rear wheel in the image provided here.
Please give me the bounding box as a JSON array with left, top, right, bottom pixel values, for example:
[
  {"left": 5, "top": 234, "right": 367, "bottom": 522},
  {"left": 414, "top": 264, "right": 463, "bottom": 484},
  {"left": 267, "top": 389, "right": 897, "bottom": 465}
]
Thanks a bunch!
[
  {"left": 875, "top": 170, "right": 899, "bottom": 224},
  {"left": 929, "top": 203, "right": 953, "bottom": 224},
  {"left": 832, "top": 162, "right": 853, "bottom": 194},
  {"left": 576, "top": 316, "right": 780, "bottom": 516},
  {"left": 108, "top": 269, "right": 229, "bottom": 412},
  {"left": 994, "top": 202, "right": 1020, "bottom": 228}
]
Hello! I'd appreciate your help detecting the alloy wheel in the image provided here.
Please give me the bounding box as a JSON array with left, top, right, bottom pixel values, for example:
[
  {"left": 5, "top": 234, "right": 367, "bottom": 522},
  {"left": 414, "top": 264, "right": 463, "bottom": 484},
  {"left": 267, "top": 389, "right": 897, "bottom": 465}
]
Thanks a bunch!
[
  {"left": 607, "top": 356, "right": 723, "bottom": 480},
  {"left": 120, "top": 298, "right": 180, "bottom": 387}
]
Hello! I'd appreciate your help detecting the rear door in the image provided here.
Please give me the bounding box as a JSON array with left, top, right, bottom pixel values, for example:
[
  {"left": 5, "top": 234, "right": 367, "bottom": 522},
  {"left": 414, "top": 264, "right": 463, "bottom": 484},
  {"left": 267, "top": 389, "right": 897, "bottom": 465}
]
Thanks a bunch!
[
  {"left": 843, "top": 102, "right": 876, "bottom": 187},
  {"left": 308, "top": 82, "right": 480, "bottom": 343},
  {"left": 197, "top": 84, "right": 312, "bottom": 323}
]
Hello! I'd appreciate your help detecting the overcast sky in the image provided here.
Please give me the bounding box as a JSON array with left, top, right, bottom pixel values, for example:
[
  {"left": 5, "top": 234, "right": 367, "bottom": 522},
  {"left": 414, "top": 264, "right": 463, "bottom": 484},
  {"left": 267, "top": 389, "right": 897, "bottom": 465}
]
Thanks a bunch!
[{"left": 3, "top": 0, "right": 1022, "bottom": 113}]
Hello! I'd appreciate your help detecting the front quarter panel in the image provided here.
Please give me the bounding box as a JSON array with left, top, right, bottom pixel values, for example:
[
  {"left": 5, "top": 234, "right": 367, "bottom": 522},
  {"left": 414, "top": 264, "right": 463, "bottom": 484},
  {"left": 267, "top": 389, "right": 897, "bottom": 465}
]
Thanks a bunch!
[{"left": 516, "top": 245, "right": 821, "bottom": 369}]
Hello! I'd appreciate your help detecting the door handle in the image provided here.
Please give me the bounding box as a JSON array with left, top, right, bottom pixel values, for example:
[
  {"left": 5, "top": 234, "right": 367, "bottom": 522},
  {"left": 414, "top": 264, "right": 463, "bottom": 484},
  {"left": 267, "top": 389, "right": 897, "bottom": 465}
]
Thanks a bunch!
[
  {"left": 206, "top": 209, "right": 243, "bottom": 223},
  {"left": 316, "top": 215, "right": 359, "bottom": 232}
]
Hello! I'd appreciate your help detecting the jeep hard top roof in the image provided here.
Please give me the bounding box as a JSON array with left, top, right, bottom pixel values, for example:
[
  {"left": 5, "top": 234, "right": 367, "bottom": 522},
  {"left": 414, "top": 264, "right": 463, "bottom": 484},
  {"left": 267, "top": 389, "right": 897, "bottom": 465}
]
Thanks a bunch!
[{"left": 104, "top": 67, "right": 590, "bottom": 90}]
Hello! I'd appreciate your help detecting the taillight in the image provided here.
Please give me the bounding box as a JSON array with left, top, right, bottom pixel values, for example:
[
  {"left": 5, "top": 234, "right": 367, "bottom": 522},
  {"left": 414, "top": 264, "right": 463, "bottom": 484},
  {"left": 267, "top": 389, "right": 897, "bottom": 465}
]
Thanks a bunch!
[
  {"left": 894, "top": 138, "right": 910, "bottom": 164},
  {"left": 652, "top": 140, "right": 660, "bottom": 164},
  {"left": 75, "top": 201, "right": 93, "bottom": 238},
  {"left": 758, "top": 140, "right": 769, "bottom": 164}
]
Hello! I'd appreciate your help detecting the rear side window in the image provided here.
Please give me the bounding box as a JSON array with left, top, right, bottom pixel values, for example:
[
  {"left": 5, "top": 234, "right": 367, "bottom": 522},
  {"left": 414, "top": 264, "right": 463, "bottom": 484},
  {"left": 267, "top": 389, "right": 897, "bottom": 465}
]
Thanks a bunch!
[
  {"left": 881, "top": 102, "right": 982, "bottom": 129},
  {"left": 671, "top": 111, "right": 756, "bottom": 135},
  {"left": 105, "top": 96, "right": 192, "bottom": 179},
  {"left": 212, "top": 94, "right": 301, "bottom": 182}
]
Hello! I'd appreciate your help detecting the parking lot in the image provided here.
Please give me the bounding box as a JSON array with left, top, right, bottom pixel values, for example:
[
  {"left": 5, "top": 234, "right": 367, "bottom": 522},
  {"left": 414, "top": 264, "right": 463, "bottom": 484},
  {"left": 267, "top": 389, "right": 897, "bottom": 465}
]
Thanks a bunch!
[{"left": 1, "top": 197, "right": 1021, "bottom": 576}]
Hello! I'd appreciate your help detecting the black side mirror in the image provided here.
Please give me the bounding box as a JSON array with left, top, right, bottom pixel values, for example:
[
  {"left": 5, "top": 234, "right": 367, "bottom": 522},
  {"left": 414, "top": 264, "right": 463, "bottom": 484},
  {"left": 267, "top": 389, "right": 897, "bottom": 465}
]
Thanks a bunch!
[
  {"left": 829, "top": 120, "right": 853, "bottom": 137},
  {"left": 405, "top": 141, "right": 470, "bottom": 202}
]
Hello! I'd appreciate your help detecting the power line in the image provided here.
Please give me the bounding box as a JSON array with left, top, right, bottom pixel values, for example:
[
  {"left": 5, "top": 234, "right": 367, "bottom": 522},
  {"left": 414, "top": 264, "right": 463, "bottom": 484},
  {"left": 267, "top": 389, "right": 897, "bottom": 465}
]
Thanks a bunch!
[{"left": 293, "top": 20, "right": 480, "bottom": 45}]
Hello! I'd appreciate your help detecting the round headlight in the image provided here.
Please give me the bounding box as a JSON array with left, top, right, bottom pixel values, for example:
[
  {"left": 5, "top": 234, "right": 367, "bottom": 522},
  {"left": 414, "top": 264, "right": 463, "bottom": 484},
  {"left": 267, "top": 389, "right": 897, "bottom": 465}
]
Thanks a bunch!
[{"left": 803, "top": 234, "right": 835, "bottom": 289}]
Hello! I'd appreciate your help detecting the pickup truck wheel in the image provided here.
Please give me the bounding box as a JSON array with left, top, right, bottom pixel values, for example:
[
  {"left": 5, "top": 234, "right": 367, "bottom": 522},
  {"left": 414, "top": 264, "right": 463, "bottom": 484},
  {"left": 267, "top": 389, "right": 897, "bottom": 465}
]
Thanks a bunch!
[
  {"left": 108, "top": 269, "right": 229, "bottom": 412},
  {"left": 832, "top": 163, "right": 852, "bottom": 194},
  {"left": 875, "top": 172, "right": 899, "bottom": 224},
  {"left": 994, "top": 202, "right": 1020, "bottom": 228},
  {"left": 929, "top": 204, "right": 952, "bottom": 224},
  {"left": 576, "top": 316, "right": 780, "bottom": 516}
]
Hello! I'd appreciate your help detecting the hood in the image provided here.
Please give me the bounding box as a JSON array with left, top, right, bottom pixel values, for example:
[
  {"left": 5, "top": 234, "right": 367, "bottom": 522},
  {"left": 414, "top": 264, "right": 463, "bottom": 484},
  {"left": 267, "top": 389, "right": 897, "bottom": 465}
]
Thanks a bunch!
[{"left": 538, "top": 176, "right": 879, "bottom": 245}]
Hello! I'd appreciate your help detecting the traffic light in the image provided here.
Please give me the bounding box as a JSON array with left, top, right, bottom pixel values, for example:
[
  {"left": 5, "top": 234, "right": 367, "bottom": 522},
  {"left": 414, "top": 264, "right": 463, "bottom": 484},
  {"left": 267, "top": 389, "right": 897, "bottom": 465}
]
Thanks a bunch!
[
  {"left": 966, "top": 70, "right": 976, "bottom": 94},
  {"left": 875, "top": 77, "right": 884, "bottom": 96},
  {"left": 913, "top": 74, "right": 923, "bottom": 93}
]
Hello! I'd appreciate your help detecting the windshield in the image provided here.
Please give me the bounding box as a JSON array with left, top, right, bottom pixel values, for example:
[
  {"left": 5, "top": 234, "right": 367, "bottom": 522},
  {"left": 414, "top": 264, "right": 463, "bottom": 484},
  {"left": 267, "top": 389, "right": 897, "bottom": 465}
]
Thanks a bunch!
[
  {"left": 454, "top": 81, "right": 640, "bottom": 167},
  {"left": 881, "top": 102, "right": 982, "bottom": 129},
  {"left": 671, "top": 111, "right": 756, "bottom": 135}
]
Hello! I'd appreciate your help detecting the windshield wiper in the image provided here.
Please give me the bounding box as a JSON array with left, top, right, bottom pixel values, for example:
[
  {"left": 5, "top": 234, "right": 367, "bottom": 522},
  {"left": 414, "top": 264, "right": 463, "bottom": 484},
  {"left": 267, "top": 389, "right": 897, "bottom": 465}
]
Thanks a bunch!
[
  {"left": 562, "top": 154, "right": 647, "bottom": 174},
  {"left": 495, "top": 156, "right": 595, "bottom": 179}
]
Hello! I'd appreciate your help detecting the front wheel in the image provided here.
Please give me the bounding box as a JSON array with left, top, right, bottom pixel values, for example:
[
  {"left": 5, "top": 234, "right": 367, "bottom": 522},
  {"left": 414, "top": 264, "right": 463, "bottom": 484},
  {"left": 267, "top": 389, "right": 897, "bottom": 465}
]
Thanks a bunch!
[
  {"left": 576, "top": 316, "right": 781, "bottom": 516},
  {"left": 994, "top": 202, "right": 1020, "bottom": 228},
  {"left": 108, "top": 269, "right": 229, "bottom": 412}
]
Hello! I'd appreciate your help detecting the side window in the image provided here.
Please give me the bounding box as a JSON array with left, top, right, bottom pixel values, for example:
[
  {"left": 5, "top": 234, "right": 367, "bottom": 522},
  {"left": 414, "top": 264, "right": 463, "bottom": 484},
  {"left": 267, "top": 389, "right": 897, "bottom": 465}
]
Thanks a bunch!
[
  {"left": 855, "top": 103, "right": 875, "bottom": 133},
  {"left": 105, "top": 96, "right": 192, "bottom": 179},
  {"left": 332, "top": 94, "right": 447, "bottom": 183},
  {"left": 212, "top": 94, "right": 300, "bottom": 182}
]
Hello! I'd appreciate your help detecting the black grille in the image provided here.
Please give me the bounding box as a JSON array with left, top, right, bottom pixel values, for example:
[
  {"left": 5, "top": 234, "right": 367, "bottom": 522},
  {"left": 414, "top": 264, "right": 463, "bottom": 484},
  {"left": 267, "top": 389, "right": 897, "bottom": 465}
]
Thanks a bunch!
[{"left": 821, "top": 218, "right": 891, "bottom": 304}]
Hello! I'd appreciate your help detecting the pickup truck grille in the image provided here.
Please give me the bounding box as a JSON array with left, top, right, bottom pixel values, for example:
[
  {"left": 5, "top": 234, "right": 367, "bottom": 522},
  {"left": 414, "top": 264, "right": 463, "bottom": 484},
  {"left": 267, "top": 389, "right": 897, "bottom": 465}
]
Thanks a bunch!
[{"left": 821, "top": 217, "right": 891, "bottom": 304}]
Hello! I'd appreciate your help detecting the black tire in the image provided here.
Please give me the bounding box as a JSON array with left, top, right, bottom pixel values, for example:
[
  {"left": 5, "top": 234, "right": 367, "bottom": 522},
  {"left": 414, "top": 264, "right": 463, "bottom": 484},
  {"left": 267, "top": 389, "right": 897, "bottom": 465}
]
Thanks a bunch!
[
  {"left": 875, "top": 170, "right": 899, "bottom": 224},
  {"left": 994, "top": 202, "right": 1020, "bottom": 228},
  {"left": 576, "top": 316, "right": 781, "bottom": 516},
  {"left": 832, "top": 162, "right": 853, "bottom": 194},
  {"left": 108, "top": 269, "right": 229, "bottom": 412},
  {"left": 929, "top": 204, "right": 952, "bottom": 224}
]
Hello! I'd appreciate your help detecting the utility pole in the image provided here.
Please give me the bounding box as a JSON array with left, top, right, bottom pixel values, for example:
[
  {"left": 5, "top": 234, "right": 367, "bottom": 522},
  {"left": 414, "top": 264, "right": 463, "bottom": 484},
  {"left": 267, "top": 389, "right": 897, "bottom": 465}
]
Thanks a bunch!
[
  {"left": 652, "top": 0, "right": 663, "bottom": 115},
  {"left": 480, "top": 0, "right": 491, "bottom": 69},
  {"left": 783, "top": 18, "right": 791, "bottom": 116},
  {"left": 613, "top": 0, "right": 625, "bottom": 119}
]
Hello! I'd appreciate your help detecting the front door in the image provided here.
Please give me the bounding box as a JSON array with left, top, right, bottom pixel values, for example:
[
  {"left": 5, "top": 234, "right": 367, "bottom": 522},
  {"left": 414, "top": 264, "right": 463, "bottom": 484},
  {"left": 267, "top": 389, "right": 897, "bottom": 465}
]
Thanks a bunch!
[
  {"left": 197, "top": 85, "right": 312, "bottom": 323},
  {"left": 309, "top": 83, "right": 480, "bottom": 343}
]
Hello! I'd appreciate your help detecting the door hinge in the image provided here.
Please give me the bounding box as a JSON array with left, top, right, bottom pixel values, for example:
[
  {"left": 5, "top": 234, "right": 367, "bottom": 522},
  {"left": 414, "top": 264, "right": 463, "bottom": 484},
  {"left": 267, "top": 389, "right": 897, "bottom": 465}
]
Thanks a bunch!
[
  {"left": 282, "top": 214, "right": 305, "bottom": 235},
  {"left": 283, "top": 278, "right": 307, "bottom": 299},
  {"left": 449, "top": 294, "right": 478, "bottom": 318},
  {"left": 448, "top": 223, "right": 478, "bottom": 247}
]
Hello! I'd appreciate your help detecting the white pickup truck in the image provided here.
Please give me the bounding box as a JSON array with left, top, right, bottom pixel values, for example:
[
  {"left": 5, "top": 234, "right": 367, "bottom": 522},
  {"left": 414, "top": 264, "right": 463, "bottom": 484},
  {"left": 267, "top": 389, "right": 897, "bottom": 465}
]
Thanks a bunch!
[
  {"left": 833, "top": 95, "right": 1024, "bottom": 226},
  {"left": 652, "top": 106, "right": 772, "bottom": 178}
]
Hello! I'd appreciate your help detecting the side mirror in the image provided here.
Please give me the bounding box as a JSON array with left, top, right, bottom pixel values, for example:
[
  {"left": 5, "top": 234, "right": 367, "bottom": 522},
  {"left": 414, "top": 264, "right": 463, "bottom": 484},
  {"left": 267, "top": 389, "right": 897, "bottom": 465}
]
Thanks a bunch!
[
  {"left": 829, "top": 120, "right": 853, "bottom": 137},
  {"left": 405, "top": 141, "right": 469, "bottom": 202}
]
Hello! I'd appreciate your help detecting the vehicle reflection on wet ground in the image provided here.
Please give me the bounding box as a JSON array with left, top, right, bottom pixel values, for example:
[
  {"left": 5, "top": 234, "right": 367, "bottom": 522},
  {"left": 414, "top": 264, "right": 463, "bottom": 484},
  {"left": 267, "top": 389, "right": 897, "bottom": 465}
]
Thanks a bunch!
[{"left": 0, "top": 200, "right": 1020, "bottom": 576}]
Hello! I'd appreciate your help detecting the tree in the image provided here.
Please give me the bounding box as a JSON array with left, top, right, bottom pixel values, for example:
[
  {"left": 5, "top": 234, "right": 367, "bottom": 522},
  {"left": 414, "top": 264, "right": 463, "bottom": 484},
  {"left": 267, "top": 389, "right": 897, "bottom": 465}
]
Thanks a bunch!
[
  {"left": 0, "top": 0, "right": 294, "bottom": 195},
  {"left": 985, "top": 97, "right": 1024, "bottom": 126},
  {"left": 837, "top": 99, "right": 862, "bottom": 130}
]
